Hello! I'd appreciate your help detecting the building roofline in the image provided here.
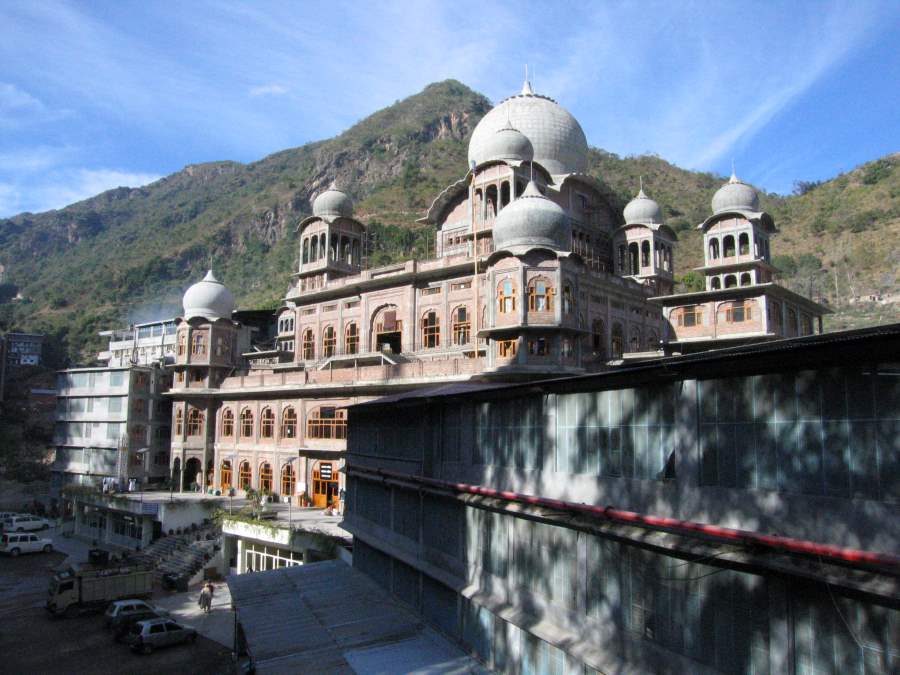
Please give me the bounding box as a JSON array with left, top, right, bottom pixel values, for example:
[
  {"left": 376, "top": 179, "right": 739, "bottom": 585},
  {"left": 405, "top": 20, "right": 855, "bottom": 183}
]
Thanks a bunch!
[
  {"left": 650, "top": 282, "right": 832, "bottom": 314},
  {"left": 349, "top": 322, "right": 900, "bottom": 409}
]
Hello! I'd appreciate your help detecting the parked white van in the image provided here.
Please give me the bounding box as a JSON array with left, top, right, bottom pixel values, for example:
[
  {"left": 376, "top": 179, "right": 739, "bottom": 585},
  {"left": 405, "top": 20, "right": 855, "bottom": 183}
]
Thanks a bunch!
[
  {"left": 1, "top": 515, "right": 50, "bottom": 532},
  {"left": 0, "top": 532, "right": 53, "bottom": 556}
]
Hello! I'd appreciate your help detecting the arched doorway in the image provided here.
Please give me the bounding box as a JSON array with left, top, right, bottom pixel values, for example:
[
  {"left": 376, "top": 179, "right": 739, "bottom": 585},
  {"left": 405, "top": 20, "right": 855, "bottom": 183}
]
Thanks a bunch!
[
  {"left": 311, "top": 461, "right": 339, "bottom": 508},
  {"left": 238, "top": 461, "right": 252, "bottom": 490},
  {"left": 372, "top": 305, "right": 402, "bottom": 354},
  {"left": 184, "top": 457, "right": 201, "bottom": 491},
  {"left": 281, "top": 464, "right": 295, "bottom": 497},
  {"left": 220, "top": 460, "right": 232, "bottom": 490},
  {"left": 259, "top": 462, "right": 273, "bottom": 492},
  {"left": 172, "top": 457, "right": 181, "bottom": 491}
]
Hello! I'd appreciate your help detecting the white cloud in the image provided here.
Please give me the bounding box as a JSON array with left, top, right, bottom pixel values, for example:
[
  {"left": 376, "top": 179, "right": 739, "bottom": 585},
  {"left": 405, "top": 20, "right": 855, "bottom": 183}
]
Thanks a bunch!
[
  {"left": 0, "top": 145, "right": 76, "bottom": 172},
  {"left": 249, "top": 84, "right": 288, "bottom": 97},
  {"left": 0, "top": 82, "right": 44, "bottom": 113}
]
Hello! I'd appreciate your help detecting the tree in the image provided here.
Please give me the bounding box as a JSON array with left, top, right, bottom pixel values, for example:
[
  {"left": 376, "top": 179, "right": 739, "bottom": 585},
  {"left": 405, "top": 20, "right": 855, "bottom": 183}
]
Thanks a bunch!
[{"left": 677, "top": 271, "right": 705, "bottom": 293}]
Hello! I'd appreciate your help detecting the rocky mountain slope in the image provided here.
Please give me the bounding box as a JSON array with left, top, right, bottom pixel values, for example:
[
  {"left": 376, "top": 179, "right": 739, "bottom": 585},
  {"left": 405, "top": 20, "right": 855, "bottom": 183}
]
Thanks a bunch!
[{"left": 0, "top": 80, "right": 897, "bottom": 363}]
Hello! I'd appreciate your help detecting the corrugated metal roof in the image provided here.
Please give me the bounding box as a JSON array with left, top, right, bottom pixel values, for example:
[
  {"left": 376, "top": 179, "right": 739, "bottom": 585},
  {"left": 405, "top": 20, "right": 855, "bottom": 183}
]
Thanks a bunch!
[{"left": 228, "top": 561, "right": 486, "bottom": 675}]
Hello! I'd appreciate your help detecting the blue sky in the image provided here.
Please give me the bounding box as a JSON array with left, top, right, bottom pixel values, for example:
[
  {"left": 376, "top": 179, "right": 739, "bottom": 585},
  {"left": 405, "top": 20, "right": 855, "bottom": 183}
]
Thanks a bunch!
[{"left": 1, "top": 1, "right": 898, "bottom": 217}]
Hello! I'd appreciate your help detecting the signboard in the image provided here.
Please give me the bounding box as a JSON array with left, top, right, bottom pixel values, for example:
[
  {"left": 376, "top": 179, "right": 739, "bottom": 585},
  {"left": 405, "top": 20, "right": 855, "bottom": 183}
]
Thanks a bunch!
[{"left": 320, "top": 463, "right": 333, "bottom": 480}]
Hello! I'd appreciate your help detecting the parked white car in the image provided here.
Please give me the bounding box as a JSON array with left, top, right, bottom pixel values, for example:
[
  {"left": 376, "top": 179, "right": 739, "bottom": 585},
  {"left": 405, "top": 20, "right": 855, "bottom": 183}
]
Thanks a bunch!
[
  {"left": 0, "top": 532, "right": 53, "bottom": 556},
  {"left": 0, "top": 511, "right": 20, "bottom": 521},
  {"left": 1, "top": 514, "right": 50, "bottom": 532}
]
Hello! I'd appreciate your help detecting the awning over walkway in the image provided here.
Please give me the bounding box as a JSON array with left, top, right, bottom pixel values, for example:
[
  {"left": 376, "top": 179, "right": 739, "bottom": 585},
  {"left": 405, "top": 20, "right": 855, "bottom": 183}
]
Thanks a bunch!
[{"left": 227, "top": 560, "right": 486, "bottom": 674}]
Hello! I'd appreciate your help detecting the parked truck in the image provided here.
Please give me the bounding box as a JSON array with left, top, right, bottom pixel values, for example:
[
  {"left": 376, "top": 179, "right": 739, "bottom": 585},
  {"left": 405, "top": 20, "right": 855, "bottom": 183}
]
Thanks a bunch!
[{"left": 46, "top": 552, "right": 153, "bottom": 617}]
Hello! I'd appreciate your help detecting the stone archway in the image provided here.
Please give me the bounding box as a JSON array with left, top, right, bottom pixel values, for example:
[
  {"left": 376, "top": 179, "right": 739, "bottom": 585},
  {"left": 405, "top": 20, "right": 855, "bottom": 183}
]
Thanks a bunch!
[{"left": 184, "top": 457, "right": 202, "bottom": 491}]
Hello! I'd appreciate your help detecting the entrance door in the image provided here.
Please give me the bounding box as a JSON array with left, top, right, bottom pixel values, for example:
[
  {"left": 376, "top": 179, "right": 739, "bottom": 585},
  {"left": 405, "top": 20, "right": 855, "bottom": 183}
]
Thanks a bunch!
[{"left": 312, "top": 463, "right": 339, "bottom": 508}]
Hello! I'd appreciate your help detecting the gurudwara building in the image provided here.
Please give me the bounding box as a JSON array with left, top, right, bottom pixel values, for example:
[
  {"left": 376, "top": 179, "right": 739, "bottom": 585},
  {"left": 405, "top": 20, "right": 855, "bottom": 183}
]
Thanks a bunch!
[{"left": 167, "top": 78, "right": 828, "bottom": 554}]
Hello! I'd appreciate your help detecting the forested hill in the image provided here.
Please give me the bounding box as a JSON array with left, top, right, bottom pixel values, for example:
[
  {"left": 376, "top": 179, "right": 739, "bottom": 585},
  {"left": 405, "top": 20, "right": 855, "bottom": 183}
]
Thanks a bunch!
[{"left": 0, "top": 80, "right": 897, "bottom": 364}]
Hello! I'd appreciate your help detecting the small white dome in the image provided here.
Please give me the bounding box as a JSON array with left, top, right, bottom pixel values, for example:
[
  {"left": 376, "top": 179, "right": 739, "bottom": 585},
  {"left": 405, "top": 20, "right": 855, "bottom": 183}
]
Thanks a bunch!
[
  {"left": 312, "top": 188, "right": 353, "bottom": 218},
  {"left": 468, "top": 81, "right": 588, "bottom": 175},
  {"left": 493, "top": 181, "right": 570, "bottom": 253},
  {"left": 624, "top": 187, "right": 663, "bottom": 226},
  {"left": 480, "top": 124, "right": 534, "bottom": 164},
  {"left": 183, "top": 270, "right": 235, "bottom": 321},
  {"left": 711, "top": 173, "right": 759, "bottom": 214}
]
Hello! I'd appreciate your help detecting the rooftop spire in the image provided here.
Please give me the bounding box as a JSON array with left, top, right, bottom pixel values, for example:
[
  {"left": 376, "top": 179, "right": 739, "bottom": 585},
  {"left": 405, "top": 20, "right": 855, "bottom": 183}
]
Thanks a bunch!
[
  {"left": 637, "top": 175, "right": 646, "bottom": 198},
  {"left": 521, "top": 63, "right": 534, "bottom": 95},
  {"left": 729, "top": 159, "right": 739, "bottom": 183}
]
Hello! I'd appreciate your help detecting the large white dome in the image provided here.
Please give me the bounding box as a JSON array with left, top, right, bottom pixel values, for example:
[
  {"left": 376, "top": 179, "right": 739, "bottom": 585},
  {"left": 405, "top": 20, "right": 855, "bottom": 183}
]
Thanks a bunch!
[
  {"left": 468, "top": 81, "right": 588, "bottom": 175},
  {"left": 624, "top": 188, "right": 663, "bottom": 226},
  {"left": 493, "top": 181, "right": 570, "bottom": 253},
  {"left": 711, "top": 173, "right": 759, "bottom": 214},
  {"left": 312, "top": 188, "right": 353, "bottom": 218},
  {"left": 183, "top": 270, "right": 235, "bottom": 321}
]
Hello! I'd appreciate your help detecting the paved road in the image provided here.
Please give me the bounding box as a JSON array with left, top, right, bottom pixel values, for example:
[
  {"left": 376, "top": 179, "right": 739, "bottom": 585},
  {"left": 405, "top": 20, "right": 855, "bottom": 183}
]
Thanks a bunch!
[{"left": 0, "top": 546, "right": 234, "bottom": 674}]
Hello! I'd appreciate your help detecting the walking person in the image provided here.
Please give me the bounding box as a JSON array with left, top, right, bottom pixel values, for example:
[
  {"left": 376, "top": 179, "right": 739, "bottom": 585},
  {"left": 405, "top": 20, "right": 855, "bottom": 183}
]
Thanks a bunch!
[
  {"left": 205, "top": 582, "right": 215, "bottom": 612},
  {"left": 198, "top": 584, "right": 211, "bottom": 613}
]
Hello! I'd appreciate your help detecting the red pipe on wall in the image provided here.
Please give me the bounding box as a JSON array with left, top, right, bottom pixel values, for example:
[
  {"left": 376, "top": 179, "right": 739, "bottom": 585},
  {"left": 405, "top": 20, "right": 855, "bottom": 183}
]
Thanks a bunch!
[{"left": 350, "top": 466, "right": 900, "bottom": 572}]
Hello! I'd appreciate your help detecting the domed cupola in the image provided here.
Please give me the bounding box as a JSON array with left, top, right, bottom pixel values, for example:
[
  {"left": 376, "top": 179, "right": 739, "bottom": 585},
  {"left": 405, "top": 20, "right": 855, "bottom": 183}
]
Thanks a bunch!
[
  {"left": 711, "top": 171, "right": 759, "bottom": 214},
  {"left": 480, "top": 123, "right": 534, "bottom": 164},
  {"left": 492, "top": 181, "right": 570, "bottom": 254},
  {"left": 312, "top": 187, "right": 353, "bottom": 219},
  {"left": 468, "top": 79, "right": 588, "bottom": 175},
  {"left": 624, "top": 186, "right": 663, "bottom": 226},
  {"left": 183, "top": 270, "right": 235, "bottom": 321}
]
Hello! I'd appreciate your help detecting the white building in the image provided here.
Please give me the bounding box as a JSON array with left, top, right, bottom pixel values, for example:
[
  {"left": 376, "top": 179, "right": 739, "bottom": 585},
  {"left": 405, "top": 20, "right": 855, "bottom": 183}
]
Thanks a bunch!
[
  {"left": 98, "top": 319, "right": 178, "bottom": 366},
  {"left": 51, "top": 364, "right": 173, "bottom": 496}
]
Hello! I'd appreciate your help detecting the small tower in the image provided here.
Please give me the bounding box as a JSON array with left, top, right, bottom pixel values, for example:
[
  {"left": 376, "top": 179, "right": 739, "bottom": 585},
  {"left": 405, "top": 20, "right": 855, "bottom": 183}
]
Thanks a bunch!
[
  {"left": 699, "top": 172, "right": 777, "bottom": 290},
  {"left": 296, "top": 187, "right": 366, "bottom": 293},
  {"left": 614, "top": 183, "right": 677, "bottom": 295},
  {"left": 171, "top": 270, "right": 240, "bottom": 491}
]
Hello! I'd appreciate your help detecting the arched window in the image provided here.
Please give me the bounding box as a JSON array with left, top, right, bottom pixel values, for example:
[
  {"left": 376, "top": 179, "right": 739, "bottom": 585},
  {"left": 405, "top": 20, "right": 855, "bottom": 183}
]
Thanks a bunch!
[
  {"left": 174, "top": 408, "right": 183, "bottom": 435},
  {"left": 329, "top": 233, "right": 338, "bottom": 261},
  {"left": 344, "top": 323, "right": 359, "bottom": 355},
  {"left": 301, "top": 329, "right": 315, "bottom": 360},
  {"left": 307, "top": 407, "right": 347, "bottom": 439},
  {"left": 221, "top": 409, "right": 234, "bottom": 437},
  {"left": 259, "top": 463, "right": 273, "bottom": 492},
  {"left": 220, "top": 460, "right": 232, "bottom": 490},
  {"left": 617, "top": 244, "right": 627, "bottom": 273},
  {"left": 724, "top": 275, "right": 737, "bottom": 288},
  {"left": 498, "top": 279, "right": 516, "bottom": 314},
  {"left": 302, "top": 238, "right": 309, "bottom": 264},
  {"left": 739, "top": 232, "right": 750, "bottom": 256},
  {"left": 239, "top": 461, "right": 251, "bottom": 489},
  {"left": 592, "top": 319, "right": 606, "bottom": 358},
  {"left": 187, "top": 408, "right": 204, "bottom": 436},
  {"left": 563, "top": 285, "right": 574, "bottom": 314},
  {"left": 485, "top": 185, "right": 498, "bottom": 219},
  {"left": 787, "top": 308, "right": 799, "bottom": 336},
  {"left": 177, "top": 332, "right": 187, "bottom": 356},
  {"left": 191, "top": 332, "right": 206, "bottom": 356},
  {"left": 611, "top": 323, "right": 624, "bottom": 358},
  {"left": 740, "top": 272, "right": 752, "bottom": 286},
  {"left": 452, "top": 306, "right": 470, "bottom": 345},
  {"left": 351, "top": 239, "right": 360, "bottom": 265},
  {"left": 341, "top": 236, "right": 350, "bottom": 264},
  {"left": 628, "top": 242, "right": 639, "bottom": 274},
  {"left": 528, "top": 278, "right": 554, "bottom": 311},
  {"left": 281, "top": 407, "right": 297, "bottom": 439},
  {"left": 281, "top": 464, "right": 295, "bottom": 496},
  {"left": 500, "top": 181, "right": 510, "bottom": 208},
  {"left": 711, "top": 277, "right": 722, "bottom": 290},
  {"left": 630, "top": 328, "right": 642, "bottom": 352},
  {"left": 641, "top": 240, "right": 651, "bottom": 268},
  {"left": 322, "top": 326, "right": 336, "bottom": 358},
  {"left": 723, "top": 235, "right": 736, "bottom": 258},
  {"left": 240, "top": 409, "right": 254, "bottom": 438},
  {"left": 709, "top": 238, "right": 720, "bottom": 260},
  {"left": 310, "top": 234, "right": 319, "bottom": 262},
  {"left": 260, "top": 408, "right": 275, "bottom": 438},
  {"left": 421, "top": 311, "right": 440, "bottom": 348}
]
